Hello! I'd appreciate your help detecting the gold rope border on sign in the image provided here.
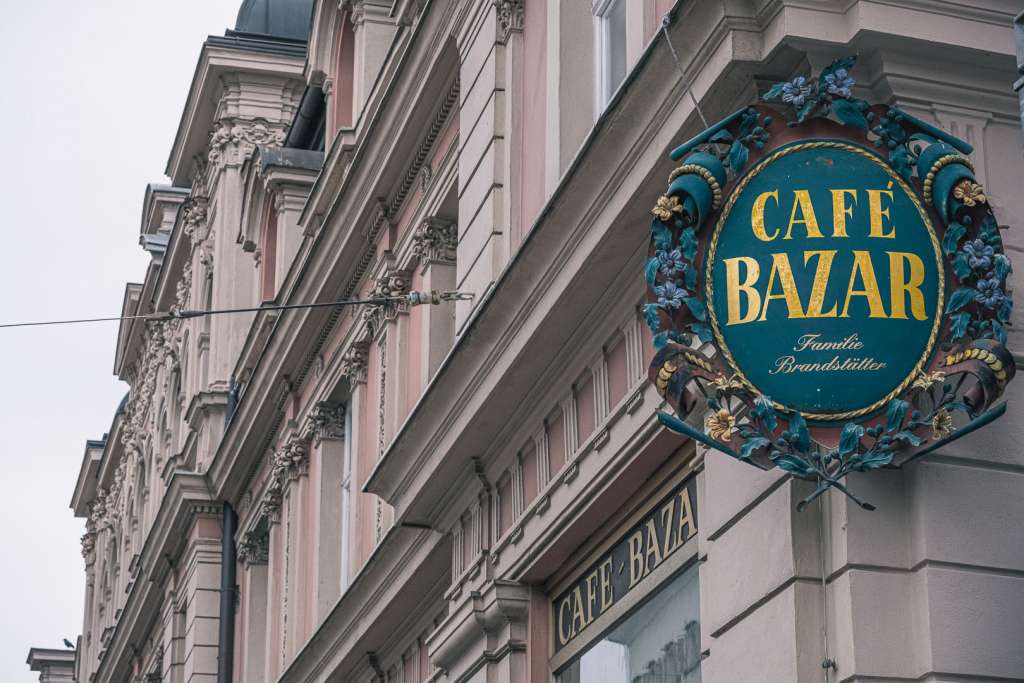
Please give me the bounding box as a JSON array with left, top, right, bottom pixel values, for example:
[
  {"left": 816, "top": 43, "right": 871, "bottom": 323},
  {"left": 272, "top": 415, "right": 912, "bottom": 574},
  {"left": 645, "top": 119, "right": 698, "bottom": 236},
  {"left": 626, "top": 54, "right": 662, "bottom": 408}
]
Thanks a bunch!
[{"left": 704, "top": 140, "right": 946, "bottom": 422}]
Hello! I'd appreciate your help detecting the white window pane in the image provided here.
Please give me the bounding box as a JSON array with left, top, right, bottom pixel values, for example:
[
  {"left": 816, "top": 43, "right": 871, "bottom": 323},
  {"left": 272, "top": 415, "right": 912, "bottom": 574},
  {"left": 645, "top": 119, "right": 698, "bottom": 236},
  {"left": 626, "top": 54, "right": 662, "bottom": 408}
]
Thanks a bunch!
[
  {"left": 606, "top": 0, "right": 627, "bottom": 95},
  {"left": 558, "top": 564, "right": 701, "bottom": 683}
]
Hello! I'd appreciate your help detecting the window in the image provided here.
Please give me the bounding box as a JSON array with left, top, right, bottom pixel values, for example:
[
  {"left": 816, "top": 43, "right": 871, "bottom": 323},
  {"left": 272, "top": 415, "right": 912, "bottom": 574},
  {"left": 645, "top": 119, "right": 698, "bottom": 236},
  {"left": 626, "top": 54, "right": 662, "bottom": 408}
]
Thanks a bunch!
[
  {"left": 557, "top": 563, "right": 701, "bottom": 683},
  {"left": 594, "top": 0, "right": 628, "bottom": 110}
]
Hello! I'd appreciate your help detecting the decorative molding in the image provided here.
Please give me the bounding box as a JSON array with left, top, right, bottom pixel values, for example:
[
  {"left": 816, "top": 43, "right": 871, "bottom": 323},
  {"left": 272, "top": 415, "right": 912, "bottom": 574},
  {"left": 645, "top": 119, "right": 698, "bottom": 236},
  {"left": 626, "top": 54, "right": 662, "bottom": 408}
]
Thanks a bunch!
[
  {"left": 309, "top": 401, "right": 346, "bottom": 442},
  {"left": 340, "top": 343, "right": 369, "bottom": 385},
  {"left": 238, "top": 529, "right": 270, "bottom": 566},
  {"left": 207, "top": 117, "right": 287, "bottom": 168},
  {"left": 364, "top": 269, "right": 410, "bottom": 335},
  {"left": 289, "top": 78, "right": 459, "bottom": 396},
  {"left": 181, "top": 197, "right": 210, "bottom": 245},
  {"left": 411, "top": 218, "right": 457, "bottom": 266},
  {"left": 495, "top": 0, "right": 524, "bottom": 38}
]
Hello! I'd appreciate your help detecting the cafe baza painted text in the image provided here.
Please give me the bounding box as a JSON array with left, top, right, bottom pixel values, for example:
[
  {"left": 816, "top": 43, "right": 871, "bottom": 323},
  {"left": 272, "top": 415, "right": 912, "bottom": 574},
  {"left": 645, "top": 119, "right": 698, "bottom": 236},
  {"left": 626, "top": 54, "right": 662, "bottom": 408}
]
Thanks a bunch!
[
  {"left": 552, "top": 475, "right": 698, "bottom": 652},
  {"left": 643, "top": 56, "right": 1014, "bottom": 510}
]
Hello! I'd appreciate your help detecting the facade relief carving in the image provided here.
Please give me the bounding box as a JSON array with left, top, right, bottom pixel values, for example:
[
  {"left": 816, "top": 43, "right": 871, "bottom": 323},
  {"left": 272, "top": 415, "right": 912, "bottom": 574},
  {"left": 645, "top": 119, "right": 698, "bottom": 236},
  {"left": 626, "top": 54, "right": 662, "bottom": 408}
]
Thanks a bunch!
[
  {"left": 495, "top": 0, "right": 524, "bottom": 38},
  {"left": 310, "top": 401, "right": 346, "bottom": 442},
  {"left": 341, "top": 344, "right": 369, "bottom": 385},
  {"left": 411, "top": 217, "right": 457, "bottom": 266},
  {"left": 365, "top": 269, "right": 410, "bottom": 334},
  {"left": 238, "top": 529, "right": 270, "bottom": 566},
  {"left": 207, "top": 117, "right": 288, "bottom": 168}
]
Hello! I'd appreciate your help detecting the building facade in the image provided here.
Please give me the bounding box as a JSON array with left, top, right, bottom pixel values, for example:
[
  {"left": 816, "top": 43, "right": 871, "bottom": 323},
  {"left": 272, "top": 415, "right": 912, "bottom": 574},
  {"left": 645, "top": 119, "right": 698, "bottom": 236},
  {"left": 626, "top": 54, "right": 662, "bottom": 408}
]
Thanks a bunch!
[{"left": 37, "top": 1, "right": 1024, "bottom": 682}]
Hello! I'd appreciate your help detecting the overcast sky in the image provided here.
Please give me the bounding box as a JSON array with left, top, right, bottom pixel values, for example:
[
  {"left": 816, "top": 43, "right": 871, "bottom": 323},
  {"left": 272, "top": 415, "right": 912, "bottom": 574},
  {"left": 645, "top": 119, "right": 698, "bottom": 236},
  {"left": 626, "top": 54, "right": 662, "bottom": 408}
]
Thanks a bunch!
[{"left": 0, "top": 3, "right": 242, "bottom": 680}]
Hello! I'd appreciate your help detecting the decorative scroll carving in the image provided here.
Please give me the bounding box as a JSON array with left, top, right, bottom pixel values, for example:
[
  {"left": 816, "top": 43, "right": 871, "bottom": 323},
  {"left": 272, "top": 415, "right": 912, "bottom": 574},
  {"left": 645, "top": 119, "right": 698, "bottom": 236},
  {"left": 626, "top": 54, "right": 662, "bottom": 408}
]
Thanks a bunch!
[
  {"left": 238, "top": 530, "right": 270, "bottom": 566},
  {"left": 495, "top": 0, "right": 524, "bottom": 37},
  {"left": 411, "top": 218, "right": 457, "bottom": 265},
  {"left": 181, "top": 198, "right": 209, "bottom": 245},
  {"left": 340, "top": 344, "right": 369, "bottom": 385},
  {"left": 310, "top": 401, "right": 346, "bottom": 442},
  {"left": 364, "top": 269, "right": 410, "bottom": 334},
  {"left": 207, "top": 117, "right": 287, "bottom": 167}
]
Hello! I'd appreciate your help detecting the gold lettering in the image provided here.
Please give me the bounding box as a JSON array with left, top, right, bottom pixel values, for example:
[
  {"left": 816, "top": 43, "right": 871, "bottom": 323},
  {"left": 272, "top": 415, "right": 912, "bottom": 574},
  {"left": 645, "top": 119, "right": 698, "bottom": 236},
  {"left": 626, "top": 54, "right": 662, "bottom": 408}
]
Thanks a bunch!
[
  {"left": 830, "top": 189, "right": 857, "bottom": 237},
  {"left": 599, "top": 558, "right": 614, "bottom": 612},
  {"left": 677, "top": 489, "right": 697, "bottom": 545},
  {"left": 558, "top": 595, "right": 573, "bottom": 645},
  {"left": 585, "top": 571, "right": 598, "bottom": 623},
  {"left": 758, "top": 252, "right": 806, "bottom": 321},
  {"left": 868, "top": 184, "right": 895, "bottom": 238},
  {"left": 803, "top": 250, "right": 839, "bottom": 318},
  {"left": 571, "top": 586, "right": 588, "bottom": 634},
  {"left": 660, "top": 498, "right": 677, "bottom": 559},
  {"left": 644, "top": 518, "right": 663, "bottom": 574},
  {"left": 888, "top": 251, "right": 927, "bottom": 320},
  {"left": 783, "top": 190, "right": 824, "bottom": 239},
  {"left": 840, "top": 251, "right": 887, "bottom": 318},
  {"left": 751, "top": 190, "right": 781, "bottom": 241},
  {"left": 724, "top": 256, "right": 761, "bottom": 325},
  {"left": 628, "top": 531, "right": 645, "bottom": 588}
]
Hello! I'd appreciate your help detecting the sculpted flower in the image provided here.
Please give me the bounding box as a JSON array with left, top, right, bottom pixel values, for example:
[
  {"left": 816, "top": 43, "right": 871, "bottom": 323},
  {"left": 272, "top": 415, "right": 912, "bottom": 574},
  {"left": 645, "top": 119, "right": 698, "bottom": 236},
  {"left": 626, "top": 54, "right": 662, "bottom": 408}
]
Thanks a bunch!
[
  {"left": 711, "top": 374, "right": 745, "bottom": 393},
  {"left": 912, "top": 370, "right": 946, "bottom": 391},
  {"left": 656, "top": 248, "right": 686, "bottom": 278},
  {"left": 781, "top": 76, "right": 812, "bottom": 108},
  {"left": 974, "top": 276, "right": 1004, "bottom": 309},
  {"left": 704, "top": 408, "right": 737, "bottom": 441},
  {"left": 652, "top": 195, "right": 682, "bottom": 222},
  {"left": 953, "top": 180, "right": 986, "bottom": 207},
  {"left": 655, "top": 281, "right": 686, "bottom": 310},
  {"left": 823, "top": 68, "right": 855, "bottom": 98},
  {"left": 963, "top": 239, "right": 994, "bottom": 271},
  {"left": 932, "top": 409, "right": 953, "bottom": 438}
]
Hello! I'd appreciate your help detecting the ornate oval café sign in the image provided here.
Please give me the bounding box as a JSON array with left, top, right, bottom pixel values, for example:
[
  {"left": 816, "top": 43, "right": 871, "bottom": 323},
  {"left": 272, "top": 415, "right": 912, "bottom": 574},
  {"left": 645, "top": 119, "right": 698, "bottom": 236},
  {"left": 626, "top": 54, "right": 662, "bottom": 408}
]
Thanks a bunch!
[{"left": 645, "top": 57, "right": 1015, "bottom": 510}]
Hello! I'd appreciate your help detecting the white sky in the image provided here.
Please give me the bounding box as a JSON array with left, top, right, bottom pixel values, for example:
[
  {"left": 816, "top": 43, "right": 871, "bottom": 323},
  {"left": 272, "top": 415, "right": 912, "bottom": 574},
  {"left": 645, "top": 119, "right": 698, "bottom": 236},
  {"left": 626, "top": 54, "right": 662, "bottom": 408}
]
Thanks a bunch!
[{"left": 0, "top": 3, "right": 242, "bottom": 680}]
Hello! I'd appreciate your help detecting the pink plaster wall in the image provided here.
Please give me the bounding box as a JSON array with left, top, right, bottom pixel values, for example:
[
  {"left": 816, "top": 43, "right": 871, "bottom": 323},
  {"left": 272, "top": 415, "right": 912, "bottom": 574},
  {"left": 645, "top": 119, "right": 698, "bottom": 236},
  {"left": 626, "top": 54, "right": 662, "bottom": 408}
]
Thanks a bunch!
[
  {"left": 547, "top": 410, "right": 565, "bottom": 475},
  {"left": 330, "top": 13, "right": 355, "bottom": 140},
  {"left": 517, "top": 0, "right": 547, "bottom": 244},
  {"left": 606, "top": 334, "right": 628, "bottom": 407},
  {"left": 574, "top": 374, "right": 595, "bottom": 444},
  {"left": 497, "top": 472, "right": 514, "bottom": 536},
  {"left": 521, "top": 441, "right": 538, "bottom": 506}
]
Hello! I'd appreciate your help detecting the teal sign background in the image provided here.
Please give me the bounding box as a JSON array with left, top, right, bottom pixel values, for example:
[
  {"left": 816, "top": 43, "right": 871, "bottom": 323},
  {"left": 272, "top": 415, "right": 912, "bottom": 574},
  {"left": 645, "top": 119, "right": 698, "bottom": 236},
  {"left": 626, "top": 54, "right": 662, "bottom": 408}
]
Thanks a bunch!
[{"left": 706, "top": 142, "right": 944, "bottom": 419}]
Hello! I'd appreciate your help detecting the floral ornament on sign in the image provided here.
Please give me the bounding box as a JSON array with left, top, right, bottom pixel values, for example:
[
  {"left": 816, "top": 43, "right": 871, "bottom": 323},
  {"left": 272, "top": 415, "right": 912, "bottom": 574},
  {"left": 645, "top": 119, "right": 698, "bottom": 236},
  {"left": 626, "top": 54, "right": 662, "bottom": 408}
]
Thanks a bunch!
[{"left": 645, "top": 56, "right": 1014, "bottom": 511}]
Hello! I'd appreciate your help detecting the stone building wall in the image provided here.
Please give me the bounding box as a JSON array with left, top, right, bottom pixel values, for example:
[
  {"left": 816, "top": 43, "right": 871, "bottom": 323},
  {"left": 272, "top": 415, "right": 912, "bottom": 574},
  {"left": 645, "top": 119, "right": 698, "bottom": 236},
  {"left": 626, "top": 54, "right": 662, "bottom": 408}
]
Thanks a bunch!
[{"left": 54, "top": 1, "right": 1024, "bottom": 683}]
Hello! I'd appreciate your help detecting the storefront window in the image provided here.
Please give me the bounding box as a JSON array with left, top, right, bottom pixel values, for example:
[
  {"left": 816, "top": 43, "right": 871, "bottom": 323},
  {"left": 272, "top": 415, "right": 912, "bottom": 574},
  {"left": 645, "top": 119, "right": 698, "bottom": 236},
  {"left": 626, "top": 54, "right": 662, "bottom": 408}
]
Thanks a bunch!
[{"left": 557, "top": 563, "right": 700, "bottom": 683}]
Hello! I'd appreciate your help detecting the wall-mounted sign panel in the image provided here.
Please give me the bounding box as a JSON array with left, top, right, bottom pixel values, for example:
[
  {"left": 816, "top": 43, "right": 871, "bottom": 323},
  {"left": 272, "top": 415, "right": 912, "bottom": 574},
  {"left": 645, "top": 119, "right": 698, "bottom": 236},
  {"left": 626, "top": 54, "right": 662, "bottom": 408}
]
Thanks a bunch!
[
  {"left": 551, "top": 474, "right": 698, "bottom": 653},
  {"left": 645, "top": 56, "right": 1014, "bottom": 510}
]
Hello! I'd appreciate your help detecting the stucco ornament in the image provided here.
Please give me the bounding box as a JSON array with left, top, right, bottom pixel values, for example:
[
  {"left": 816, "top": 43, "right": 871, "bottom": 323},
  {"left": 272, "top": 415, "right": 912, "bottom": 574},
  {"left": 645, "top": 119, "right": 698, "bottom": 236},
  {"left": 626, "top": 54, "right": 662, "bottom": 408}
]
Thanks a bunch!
[{"left": 645, "top": 56, "right": 1014, "bottom": 510}]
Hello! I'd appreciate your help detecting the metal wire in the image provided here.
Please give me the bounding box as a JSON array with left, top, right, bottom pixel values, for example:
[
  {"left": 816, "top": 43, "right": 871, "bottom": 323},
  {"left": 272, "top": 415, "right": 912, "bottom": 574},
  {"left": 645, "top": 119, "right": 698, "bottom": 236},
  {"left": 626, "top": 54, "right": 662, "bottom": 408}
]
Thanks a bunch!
[
  {"left": 661, "top": 13, "right": 710, "bottom": 129},
  {"left": 0, "top": 291, "right": 474, "bottom": 330}
]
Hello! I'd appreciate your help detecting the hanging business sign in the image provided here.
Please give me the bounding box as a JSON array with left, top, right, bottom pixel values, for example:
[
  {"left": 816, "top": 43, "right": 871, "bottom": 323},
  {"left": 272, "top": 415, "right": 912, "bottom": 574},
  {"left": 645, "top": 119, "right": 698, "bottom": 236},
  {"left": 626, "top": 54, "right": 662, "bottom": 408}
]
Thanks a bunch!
[{"left": 646, "top": 57, "right": 1014, "bottom": 510}]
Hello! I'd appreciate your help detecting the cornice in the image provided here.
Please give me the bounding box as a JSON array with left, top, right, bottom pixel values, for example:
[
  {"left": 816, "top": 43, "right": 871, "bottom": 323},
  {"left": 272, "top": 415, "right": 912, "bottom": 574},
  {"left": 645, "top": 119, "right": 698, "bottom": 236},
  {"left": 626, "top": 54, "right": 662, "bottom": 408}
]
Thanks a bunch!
[{"left": 165, "top": 40, "right": 306, "bottom": 185}]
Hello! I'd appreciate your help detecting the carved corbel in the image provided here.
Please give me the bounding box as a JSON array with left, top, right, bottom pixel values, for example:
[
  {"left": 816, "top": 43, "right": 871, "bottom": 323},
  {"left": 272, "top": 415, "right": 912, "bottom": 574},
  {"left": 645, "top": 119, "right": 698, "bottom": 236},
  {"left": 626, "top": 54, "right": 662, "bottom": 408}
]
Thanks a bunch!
[
  {"left": 237, "top": 529, "right": 270, "bottom": 566},
  {"left": 309, "top": 401, "right": 346, "bottom": 443},
  {"left": 340, "top": 343, "right": 369, "bottom": 385},
  {"left": 495, "top": 0, "right": 524, "bottom": 39},
  {"left": 411, "top": 217, "right": 457, "bottom": 268},
  {"left": 364, "top": 269, "right": 411, "bottom": 334}
]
